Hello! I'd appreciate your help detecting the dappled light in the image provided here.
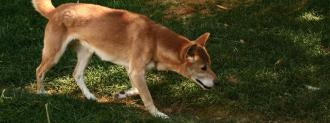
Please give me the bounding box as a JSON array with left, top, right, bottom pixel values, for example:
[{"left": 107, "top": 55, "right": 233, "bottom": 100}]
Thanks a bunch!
[
  {"left": 298, "top": 11, "right": 324, "bottom": 22},
  {"left": 217, "top": 0, "right": 255, "bottom": 11},
  {"left": 1, "top": 0, "right": 330, "bottom": 122}
]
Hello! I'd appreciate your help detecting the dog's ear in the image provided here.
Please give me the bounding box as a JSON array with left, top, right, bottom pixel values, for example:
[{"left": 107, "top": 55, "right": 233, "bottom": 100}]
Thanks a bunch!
[
  {"left": 185, "top": 44, "right": 198, "bottom": 62},
  {"left": 195, "top": 32, "right": 210, "bottom": 46}
]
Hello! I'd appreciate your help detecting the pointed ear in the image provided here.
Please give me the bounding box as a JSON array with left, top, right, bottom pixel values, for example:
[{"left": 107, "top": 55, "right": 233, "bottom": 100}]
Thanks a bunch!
[
  {"left": 195, "top": 32, "right": 210, "bottom": 46},
  {"left": 180, "top": 44, "right": 198, "bottom": 62},
  {"left": 185, "top": 44, "right": 197, "bottom": 62}
]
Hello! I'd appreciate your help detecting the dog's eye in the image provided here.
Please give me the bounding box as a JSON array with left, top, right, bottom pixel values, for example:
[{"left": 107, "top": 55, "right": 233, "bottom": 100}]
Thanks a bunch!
[{"left": 201, "top": 65, "right": 207, "bottom": 71}]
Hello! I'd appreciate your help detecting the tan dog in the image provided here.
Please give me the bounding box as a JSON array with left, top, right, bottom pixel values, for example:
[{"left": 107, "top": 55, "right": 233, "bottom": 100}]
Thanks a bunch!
[{"left": 32, "top": 0, "right": 217, "bottom": 118}]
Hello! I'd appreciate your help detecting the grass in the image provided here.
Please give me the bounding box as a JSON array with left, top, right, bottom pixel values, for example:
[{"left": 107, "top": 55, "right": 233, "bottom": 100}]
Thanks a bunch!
[{"left": 0, "top": 0, "right": 330, "bottom": 122}]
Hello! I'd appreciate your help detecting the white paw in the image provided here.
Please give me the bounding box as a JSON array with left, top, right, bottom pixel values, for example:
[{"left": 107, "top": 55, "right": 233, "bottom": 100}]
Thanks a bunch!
[
  {"left": 84, "top": 93, "right": 97, "bottom": 101},
  {"left": 150, "top": 110, "right": 169, "bottom": 119},
  {"left": 114, "top": 91, "right": 127, "bottom": 100},
  {"left": 37, "top": 89, "right": 46, "bottom": 95}
]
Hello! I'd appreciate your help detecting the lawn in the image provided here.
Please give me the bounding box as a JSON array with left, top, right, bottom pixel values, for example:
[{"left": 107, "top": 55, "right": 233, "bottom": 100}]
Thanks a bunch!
[{"left": 0, "top": 0, "right": 329, "bottom": 122}]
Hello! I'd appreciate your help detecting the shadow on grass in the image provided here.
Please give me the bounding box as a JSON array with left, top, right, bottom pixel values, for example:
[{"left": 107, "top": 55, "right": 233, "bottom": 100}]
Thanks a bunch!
[
  {"left": 0, "top": 88, "right": 179, "bottom": 123},
  {"left": 1, "top": 0, "right": 330, "bottom": 122}
]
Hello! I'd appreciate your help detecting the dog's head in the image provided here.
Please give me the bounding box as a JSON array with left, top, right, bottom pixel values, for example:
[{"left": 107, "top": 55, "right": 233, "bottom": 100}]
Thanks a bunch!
[{"left": 179, "top": 33, "right": 217, "bottom": 90}]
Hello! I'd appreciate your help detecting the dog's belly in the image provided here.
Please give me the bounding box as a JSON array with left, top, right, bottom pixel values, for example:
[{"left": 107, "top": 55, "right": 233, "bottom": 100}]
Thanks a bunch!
[
  {"left": 80, "top": 41, "right": 129, "bottom": 67},
  {"left": 94, "top": 49, "right": 128, "bottom": 67}
]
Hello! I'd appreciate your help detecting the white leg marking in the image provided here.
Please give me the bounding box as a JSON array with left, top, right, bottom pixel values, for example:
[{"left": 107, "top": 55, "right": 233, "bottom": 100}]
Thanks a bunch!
[
  {"left": 126, "top": 87, "right": 139, "bottom": 96},
  {"left": 37, "top": 74, "right": 46, "bottom": 94},
  {"left": 148, "top": 106, "right": 169, "bottom": 119},
  {"left": 73, "top": 42, "right": 96, "bottom": 100},
  {"left": 115, "top": 87, "right": 139, "bottom": 99}
]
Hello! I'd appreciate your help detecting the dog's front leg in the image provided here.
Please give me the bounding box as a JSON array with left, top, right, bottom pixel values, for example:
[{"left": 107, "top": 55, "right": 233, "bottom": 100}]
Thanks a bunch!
[{"left": 128, "top": 66, "right": 169, "bottom": 118}]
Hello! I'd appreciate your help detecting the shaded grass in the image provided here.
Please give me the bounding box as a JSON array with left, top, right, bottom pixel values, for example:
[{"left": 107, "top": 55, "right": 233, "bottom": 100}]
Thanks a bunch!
[{"left": 0, "top": 0, "right": 330, "bottom": 122}]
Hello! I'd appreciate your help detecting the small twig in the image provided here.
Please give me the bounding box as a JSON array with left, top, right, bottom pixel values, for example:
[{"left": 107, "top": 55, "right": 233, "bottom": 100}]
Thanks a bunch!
[
  {"left": 1, "top": 89, "right": 6, "bottom": 98},
  {"left": 305, "top": 85, "right": 320, "bottom": 91},
  {"left": 1, "top": 89, "right": 12, "bottom": 99},
  {"left": 216, "top": 5, "right": 229, "bottom": 10},
  {"left": 45, "top": 103, "right": 51, "bottom": 123}
]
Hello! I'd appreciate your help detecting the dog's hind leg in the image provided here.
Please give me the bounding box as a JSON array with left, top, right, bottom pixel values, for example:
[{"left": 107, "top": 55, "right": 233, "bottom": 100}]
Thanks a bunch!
[
  {"left": 72, "top": 42, "right": 96, "bottom": 100},
  {"left": 36, "top": 24, "right": 71, "bottom": 94}
]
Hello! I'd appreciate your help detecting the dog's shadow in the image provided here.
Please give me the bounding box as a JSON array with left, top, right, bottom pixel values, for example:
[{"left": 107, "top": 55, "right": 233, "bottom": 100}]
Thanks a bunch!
[{"left": 0, "top": 87, "right": 178, "bottom": 123}]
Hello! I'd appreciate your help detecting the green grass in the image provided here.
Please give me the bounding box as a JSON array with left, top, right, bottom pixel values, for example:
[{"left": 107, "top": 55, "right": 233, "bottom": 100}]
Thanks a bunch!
[{"left": 1, "top": 0, "right": 330, "bottom": 122}]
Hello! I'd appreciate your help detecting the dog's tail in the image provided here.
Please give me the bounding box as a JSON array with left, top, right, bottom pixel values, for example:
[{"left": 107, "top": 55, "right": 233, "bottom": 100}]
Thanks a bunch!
[{"left": 32, "top": 0, "right": 55, "bottom": 19}]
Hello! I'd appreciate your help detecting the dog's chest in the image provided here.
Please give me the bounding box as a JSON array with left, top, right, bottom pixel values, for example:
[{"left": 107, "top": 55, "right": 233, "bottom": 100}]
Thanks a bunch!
[{"left": 146, "top": 61, "right": 168, "bottom": 71}]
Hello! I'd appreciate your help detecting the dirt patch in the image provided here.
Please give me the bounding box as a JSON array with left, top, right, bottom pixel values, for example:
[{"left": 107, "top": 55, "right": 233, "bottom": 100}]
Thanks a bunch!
[
  {"left": 149, "top": 0, "right": 216, "bottom": 19},
  {"left": 226, "top": 74, "right": 240, "bottom": 85},
  {"left": 148, "top": 0, "right": 258, "bottom": 19},
  {"left": 152, "top": 0, "right": 310, "bottom": 19}
]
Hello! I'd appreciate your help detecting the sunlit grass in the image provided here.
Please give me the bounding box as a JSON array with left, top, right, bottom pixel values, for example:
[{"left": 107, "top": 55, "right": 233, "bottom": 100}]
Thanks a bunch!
[
  {"left": 0, "top": 0, "right": 330, "bottom": 122},
  {"left": 298, "top": 11, "right": 324, "bottom": 22}
]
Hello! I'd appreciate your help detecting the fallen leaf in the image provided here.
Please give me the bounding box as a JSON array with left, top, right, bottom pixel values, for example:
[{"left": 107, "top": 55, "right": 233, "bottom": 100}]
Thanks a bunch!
[
  {"left": 274, "top": 58, "right": 283, "bottom": 66},
  {"left": 224, "top": 23, "right": 229, "bottom": 27},
  {"left": 216, "top": 5, "right": 229, "bottom": 10},
  {"left": 239, "top": 39, "right": 245, "bottom": 44},
  {"left": 305, "top": 85, "right": 320, "bottom": 91},
  {"left": 226, "top": 74, "right": 239, "bottom": 84}
]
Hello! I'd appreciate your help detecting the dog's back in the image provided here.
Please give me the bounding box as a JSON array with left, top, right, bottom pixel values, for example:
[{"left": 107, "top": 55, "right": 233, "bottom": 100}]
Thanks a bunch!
[{"left": 33, "top": 0, "right": 157, "bottom": 65}]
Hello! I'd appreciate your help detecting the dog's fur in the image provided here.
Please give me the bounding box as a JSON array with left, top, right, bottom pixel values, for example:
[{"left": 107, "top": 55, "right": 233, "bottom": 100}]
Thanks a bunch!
[{"left": 32, "top": 0, "right": 216, "bottom": 118}]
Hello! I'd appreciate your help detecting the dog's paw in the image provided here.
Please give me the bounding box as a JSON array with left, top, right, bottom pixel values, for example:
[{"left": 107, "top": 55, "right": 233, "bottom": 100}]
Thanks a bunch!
[
  {"left": 85, "top": 93, "right": 97, "bottom": 101},
  {"left": 150, "top": 110, "right": 169, "bottom": 119},
  {"left": 37, "top": 89, "right": 46, "bottom": 95},
  {"left": 114, "top": 91, "right": 126, "bottom": 100}
]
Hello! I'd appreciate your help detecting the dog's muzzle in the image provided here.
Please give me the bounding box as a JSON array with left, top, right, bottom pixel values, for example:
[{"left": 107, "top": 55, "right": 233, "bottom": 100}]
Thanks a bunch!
[{"left": 195, "top": 79, "right": 212, "bottom": 90}]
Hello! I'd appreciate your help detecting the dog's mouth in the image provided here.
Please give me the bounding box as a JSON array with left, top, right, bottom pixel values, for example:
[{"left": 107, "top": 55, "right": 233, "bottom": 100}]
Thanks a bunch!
[{"left": 195, "top": 79, "right": 212, "bottom": 90}]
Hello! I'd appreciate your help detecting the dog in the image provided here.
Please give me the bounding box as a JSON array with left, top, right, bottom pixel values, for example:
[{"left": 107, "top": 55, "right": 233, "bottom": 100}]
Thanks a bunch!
[{"left": 32, "top": 0, "right": 217, "bottom": 118}]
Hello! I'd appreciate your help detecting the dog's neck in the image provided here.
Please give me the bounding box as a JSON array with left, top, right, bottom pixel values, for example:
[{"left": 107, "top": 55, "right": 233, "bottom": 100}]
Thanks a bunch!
[{"left": 151, "top": 24, "right": 191, "bottom": 74}]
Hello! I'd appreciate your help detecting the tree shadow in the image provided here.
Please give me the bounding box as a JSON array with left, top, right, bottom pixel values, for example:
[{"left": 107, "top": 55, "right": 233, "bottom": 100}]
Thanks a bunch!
[
  {"left": 1, "top": 0, "right": 330, "bottom": 122},
  {"left": 141, "top": 0, "right": 330, "bottom": 121}
]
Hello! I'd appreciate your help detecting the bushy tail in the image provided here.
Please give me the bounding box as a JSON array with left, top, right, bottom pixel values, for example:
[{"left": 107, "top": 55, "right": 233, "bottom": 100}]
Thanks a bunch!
[{"left": 32, "top": 0, "right": 55, "bottom": 19}]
